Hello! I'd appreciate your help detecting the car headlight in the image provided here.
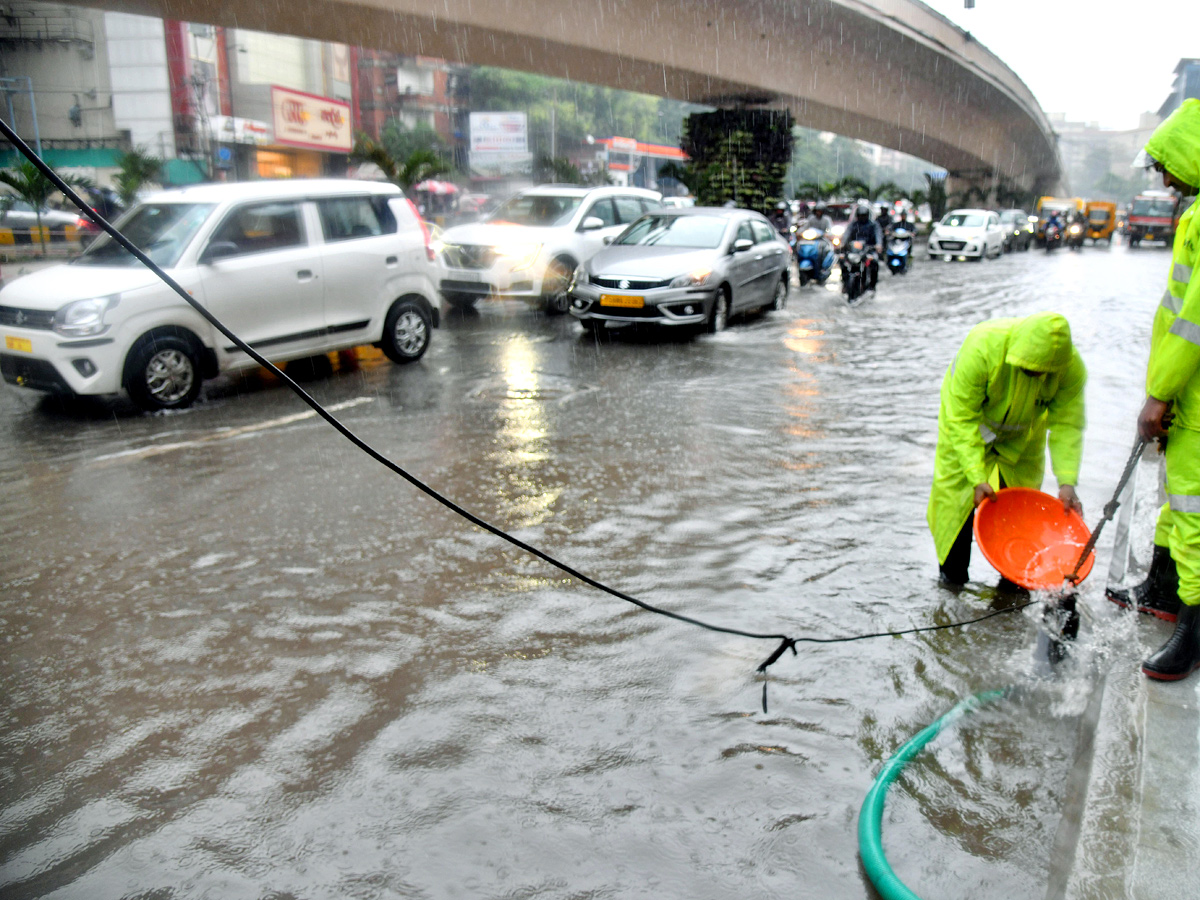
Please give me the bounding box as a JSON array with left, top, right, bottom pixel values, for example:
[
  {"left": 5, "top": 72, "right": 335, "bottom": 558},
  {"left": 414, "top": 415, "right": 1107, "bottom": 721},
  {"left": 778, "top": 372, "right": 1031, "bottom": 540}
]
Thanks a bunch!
[
  {"left": 669, "top": 269, "right": 712, "bottom": 288},
  {"left": 570, "top": 263, "right": 586, "bottom": 292},
  {"left": 493, "top": 242, "right": 541, "bottom": 270},
  {"left": 53, "top": 295, "right": 118, "bottom": 337}
]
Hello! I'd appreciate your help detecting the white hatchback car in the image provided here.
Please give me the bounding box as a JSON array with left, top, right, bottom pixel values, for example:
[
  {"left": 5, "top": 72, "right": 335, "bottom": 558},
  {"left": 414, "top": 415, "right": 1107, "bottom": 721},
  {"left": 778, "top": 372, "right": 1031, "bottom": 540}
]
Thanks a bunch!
[
  {"left": 0, "top": 179, "right": 440, "bottom": 411},
  {"left": 927, "top": 208, "right": 1006, "bottom": 260},
  {"left": 436, "top": 184, "right": 662, "bottom": 314}
]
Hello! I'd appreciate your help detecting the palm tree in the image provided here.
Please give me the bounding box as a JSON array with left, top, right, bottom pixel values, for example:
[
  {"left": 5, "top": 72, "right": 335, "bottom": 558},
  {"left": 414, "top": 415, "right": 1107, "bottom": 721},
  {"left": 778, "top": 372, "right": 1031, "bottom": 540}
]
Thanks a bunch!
[
  {"left": 351, "top": 134, "right": 449, "bottom": 191},
  {"left": 0, "top": 160, "right": 91, "bottom": 256},
  {"left": 870, "top": 181, "right": 904, "bottom": 202},
  {"left": 113, "top": 147, "right": 163, "bottom": 206}
]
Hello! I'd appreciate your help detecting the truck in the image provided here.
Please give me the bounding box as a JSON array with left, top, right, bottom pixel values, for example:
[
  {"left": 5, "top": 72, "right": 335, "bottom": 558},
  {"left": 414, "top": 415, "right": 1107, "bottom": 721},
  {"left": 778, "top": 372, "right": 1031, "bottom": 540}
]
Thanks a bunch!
[{"left": 1126, "top": 189, "right": 1181, "bottom": 246}]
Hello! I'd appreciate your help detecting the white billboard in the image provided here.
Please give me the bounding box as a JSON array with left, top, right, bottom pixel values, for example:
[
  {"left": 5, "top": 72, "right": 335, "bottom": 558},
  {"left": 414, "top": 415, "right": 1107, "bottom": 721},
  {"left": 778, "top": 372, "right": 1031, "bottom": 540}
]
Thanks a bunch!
[{"left": 470, "top": 112, "right": 528, "bottom": 153}]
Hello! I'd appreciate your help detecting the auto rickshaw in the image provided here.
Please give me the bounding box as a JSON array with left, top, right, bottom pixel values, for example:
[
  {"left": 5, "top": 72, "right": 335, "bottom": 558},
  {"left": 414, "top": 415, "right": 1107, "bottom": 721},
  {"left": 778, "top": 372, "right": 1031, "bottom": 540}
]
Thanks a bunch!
[{"left": 1085, "top": 201, "right": 1117, "bottom": 244}]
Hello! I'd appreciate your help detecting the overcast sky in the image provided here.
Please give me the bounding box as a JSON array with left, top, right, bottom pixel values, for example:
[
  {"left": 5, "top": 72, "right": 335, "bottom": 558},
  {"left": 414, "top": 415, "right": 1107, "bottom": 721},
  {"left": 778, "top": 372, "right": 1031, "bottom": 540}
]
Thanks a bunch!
[{"left": 920, "top": 0, "right": 1195, "bottom": 130}]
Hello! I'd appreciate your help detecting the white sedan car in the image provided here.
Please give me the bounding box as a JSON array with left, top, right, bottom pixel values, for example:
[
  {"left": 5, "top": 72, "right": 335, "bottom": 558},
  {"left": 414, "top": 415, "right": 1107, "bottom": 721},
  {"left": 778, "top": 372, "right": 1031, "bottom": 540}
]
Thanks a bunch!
[{"left": 927, "top": 208, "right": 1006, "bottom": 260}]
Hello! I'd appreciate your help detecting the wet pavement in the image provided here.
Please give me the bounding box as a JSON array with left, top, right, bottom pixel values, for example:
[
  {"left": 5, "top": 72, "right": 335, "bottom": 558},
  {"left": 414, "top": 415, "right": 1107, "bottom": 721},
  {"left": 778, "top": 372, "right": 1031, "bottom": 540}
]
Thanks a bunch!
[{"left": 1, "top": 240, "right": 1197, "bottom": 898}]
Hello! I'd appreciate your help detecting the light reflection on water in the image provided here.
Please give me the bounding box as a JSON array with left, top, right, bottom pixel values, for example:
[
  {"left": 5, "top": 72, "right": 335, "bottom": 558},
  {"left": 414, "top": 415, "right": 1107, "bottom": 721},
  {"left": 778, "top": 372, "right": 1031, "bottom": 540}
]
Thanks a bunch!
[{"left": 0, "top": 246, "right": 1169, "bottom": 897}]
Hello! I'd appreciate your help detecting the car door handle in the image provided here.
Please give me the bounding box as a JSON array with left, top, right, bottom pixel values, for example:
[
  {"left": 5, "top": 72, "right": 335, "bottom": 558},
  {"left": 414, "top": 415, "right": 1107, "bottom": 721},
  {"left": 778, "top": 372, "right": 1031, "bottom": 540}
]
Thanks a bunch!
[
  {"left": 297, "top": 269, "right": 316, "bottom": 281},
  {"left": 755, "top": 254, "right": 764, "bottom": 260},
  {"left": 385, "top": 255, "right": 398, "bottom": 265}
]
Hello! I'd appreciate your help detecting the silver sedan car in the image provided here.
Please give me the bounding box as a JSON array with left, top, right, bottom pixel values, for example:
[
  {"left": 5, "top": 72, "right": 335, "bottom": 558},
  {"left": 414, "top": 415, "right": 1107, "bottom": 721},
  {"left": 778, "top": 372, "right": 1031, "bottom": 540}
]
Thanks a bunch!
[{"left": 568, "top": 207, "right": 790, "bottom": 333}]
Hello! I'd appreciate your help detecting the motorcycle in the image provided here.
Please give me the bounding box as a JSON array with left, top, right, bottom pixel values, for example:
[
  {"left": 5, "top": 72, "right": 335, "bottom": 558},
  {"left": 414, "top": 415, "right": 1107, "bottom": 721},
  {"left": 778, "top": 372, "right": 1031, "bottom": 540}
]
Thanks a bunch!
[
  {"left": 1044, "top": 221, "right": 1064, "bottom": 252},
  {"left": 1066, "top": 221, "right": 1085, "bottom": 250},
  {"left": 794, "top": 227, "right": 835, "bottom": 287},
  {"left": 840, "top": 240, "right": 874, "bottom": 302},
  {"left": 885, "top": 227, "right": 913, "bottom": 275}
]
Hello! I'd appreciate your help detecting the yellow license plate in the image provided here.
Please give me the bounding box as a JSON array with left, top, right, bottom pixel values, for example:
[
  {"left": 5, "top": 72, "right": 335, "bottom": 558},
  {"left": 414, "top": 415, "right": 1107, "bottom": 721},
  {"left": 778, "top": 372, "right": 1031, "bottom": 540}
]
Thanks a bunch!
[
  {"left": 599, "top": 294, "right": 644, "bottom": 308},
  {"left": 5, "top": 335, "right": 32, "bottom": 353}
]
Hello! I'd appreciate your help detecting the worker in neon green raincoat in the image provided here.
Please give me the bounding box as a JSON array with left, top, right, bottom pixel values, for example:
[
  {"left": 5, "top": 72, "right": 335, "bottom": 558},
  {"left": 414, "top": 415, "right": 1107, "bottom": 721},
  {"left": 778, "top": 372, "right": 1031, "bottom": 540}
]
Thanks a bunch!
[
  {"left": 1129, "top": 98, "right": 1200, "bottom": 681},
  {"left": 928, "top": 313, "right": 1086, "bottom": 587}
]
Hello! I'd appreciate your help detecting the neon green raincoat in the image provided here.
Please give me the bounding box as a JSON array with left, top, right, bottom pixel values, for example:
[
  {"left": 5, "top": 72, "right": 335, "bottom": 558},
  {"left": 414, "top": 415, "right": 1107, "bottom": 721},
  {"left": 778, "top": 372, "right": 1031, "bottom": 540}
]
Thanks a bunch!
[
  {"left": 1144, "top": 98, "right": 1200, "bottom": 604},
  {"left": 928, "top": 313, "right": 1087, "bottom": 563}
]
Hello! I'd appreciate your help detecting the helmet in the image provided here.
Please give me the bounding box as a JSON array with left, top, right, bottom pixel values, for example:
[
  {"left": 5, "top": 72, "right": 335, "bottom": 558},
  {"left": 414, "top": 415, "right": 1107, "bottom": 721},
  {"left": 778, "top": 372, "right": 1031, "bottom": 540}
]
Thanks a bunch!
[
  {"left": 775, "top": 201, "right": 788, "bottom": 210},
  {"left": 814, "top": 201, "right": 826, "bottom": 213},
  {"left": 855, "top": 203, "right": 870, "bottom": 220}
]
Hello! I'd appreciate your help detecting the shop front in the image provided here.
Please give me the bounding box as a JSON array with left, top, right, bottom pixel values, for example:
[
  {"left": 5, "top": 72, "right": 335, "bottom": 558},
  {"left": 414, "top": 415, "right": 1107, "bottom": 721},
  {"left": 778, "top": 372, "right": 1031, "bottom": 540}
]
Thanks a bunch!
[{"left": 260, "top": 86, "right": 352, "bottom": 178}]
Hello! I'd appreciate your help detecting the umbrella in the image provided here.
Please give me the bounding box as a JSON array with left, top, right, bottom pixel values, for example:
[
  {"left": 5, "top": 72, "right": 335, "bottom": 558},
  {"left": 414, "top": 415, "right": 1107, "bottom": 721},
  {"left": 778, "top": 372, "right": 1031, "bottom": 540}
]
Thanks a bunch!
[{"left": 414, "top": 179, "right": 459, "bottom": 195}]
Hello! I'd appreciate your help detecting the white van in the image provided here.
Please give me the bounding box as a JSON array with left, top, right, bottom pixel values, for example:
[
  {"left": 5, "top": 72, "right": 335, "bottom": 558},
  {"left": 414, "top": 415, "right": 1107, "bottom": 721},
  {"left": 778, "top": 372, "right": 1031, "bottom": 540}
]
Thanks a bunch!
[{"left": 0, "top": 179, "right": 440, "bottom": 411}]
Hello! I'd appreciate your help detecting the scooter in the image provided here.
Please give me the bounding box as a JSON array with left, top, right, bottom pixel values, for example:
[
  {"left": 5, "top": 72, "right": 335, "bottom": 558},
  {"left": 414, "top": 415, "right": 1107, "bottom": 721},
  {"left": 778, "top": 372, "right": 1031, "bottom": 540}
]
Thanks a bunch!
[
  {"left": 840, "top": 240, "right": 875, "bottom": 302},
  {"left": 1066, "top": 222, "right": 1085, "bottom": 250},
  {"left": 794, "top": 227, "right": 835, "bottom": 287},
  {"left": 1044, "top": 221, "right": 1064, "bottom": 253},
  {"left": 885, "top": 227, "right": 913, "bottom": 275}
]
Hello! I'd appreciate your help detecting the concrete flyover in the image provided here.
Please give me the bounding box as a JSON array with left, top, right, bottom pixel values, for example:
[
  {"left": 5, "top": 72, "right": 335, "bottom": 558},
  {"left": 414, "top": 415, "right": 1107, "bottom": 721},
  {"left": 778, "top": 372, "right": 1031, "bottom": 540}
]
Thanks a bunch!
[{"left": 101, "top": 0, "right": 1062, "bottom": 192}]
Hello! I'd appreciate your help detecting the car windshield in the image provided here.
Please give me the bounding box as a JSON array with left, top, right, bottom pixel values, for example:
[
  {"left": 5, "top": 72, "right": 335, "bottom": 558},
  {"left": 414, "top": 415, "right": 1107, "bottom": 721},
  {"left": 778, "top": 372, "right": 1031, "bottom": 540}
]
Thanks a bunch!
[
  {"left": 1131, "top": 199, "right": 1176, "bottom": 217},
  {"left": 76, "top": 203, "right": 216, "bottom": 268},
  {"left": 613, "top": 214, "right": 727, "bottom": 248},
  {"left": 487, "top": 194, "right": 582, "bottom": 227},
  {"left": 940, "top": 213, "right": 984, "bottom": 227},
  {"left": 1089, "top": 209, "right": 1111, "bottom": 222}
]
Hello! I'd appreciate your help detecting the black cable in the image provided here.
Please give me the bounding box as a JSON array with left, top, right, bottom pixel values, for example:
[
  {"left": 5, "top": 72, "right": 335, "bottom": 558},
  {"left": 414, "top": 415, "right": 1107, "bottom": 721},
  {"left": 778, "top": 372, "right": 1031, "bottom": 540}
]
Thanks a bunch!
[{"left": 0, "top": 116, "right": 1047, "bottom": 692}]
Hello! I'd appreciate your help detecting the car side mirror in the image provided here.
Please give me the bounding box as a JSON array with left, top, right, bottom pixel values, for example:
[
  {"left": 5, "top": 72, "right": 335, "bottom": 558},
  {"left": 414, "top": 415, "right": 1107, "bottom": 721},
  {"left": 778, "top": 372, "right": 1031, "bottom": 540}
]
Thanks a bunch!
[
  {"left": 200, "top": 240, "right": 240, "bottom": 264},
  {"left": 732, "top": 238, "right": 753, "bottom": 253},
  {"left": 200, "top": 241, "right": 240, "bottom": 264},
  {"left": 580, "top": 216, "right": 605, "bottom": 231},
  {"left": 602, "top": 235, "right": 614, "bottom": 245}
]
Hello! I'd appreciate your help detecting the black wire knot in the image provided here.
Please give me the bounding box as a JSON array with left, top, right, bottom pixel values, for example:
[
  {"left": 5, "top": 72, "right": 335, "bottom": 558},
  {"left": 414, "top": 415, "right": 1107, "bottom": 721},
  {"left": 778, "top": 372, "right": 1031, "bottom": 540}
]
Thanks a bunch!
[{"left": 757, "top": 637, "right": 798, "bottom": 714}]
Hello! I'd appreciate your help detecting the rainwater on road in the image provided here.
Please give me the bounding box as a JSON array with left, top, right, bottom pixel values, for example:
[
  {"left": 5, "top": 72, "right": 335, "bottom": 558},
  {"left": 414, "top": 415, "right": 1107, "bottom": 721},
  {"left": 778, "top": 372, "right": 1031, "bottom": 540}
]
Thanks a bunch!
[{"left": 0, "top": 241, "right": 1176, "bottom": 898}]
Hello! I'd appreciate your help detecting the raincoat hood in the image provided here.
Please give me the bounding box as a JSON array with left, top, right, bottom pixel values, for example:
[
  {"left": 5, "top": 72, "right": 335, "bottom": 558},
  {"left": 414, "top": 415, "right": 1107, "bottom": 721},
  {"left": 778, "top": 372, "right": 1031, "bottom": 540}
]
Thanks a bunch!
[
  {"left": 1144, "top": 98, "right": 1200, "bottom": 190},
  {"left": 1005, "top": 312, "right": 1073, "bottom": 373}
]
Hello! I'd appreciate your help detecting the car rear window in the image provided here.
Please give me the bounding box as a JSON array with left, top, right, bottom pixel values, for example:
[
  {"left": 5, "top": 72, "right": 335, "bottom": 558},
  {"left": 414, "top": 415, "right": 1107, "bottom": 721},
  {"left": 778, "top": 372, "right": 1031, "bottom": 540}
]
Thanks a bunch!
[
  {"left": 751, "top": 220, "right": 775, "bottom": 244},
  {"left": 317, "top": 196, "right": 387, "bottom": 242},
  {"left": 613, "top": 196, "right": 644, "bottom": 224}
]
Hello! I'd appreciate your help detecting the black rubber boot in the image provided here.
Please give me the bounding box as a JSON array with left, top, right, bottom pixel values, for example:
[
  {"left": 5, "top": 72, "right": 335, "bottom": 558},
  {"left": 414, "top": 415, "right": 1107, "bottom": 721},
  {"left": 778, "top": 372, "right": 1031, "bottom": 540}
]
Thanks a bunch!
[
  {"left": 1106, "top": 544, "right": 1180, "bottom": 623},
  {"left": 1142, "top": 603, "right": 1200, "bottom": 681}
]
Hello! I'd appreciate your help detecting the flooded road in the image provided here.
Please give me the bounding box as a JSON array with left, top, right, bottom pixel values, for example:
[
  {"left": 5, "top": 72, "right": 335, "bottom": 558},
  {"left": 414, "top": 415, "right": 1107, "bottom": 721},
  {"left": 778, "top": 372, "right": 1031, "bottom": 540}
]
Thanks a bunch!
[{"left": 0, "top": 241, "right": 1176, "bottom": 898}]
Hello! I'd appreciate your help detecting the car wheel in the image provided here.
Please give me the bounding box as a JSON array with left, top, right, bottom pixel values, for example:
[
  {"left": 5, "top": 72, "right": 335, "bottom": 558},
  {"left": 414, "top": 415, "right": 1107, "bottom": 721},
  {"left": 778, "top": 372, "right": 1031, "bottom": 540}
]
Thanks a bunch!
[
  {"left": 381, "top": 298, "right": 431, "bottom": 363},
  {"left": 541, "top": 257, "right": 574, "bottom": 315},
  {"left": 770, "top": 274, "right": 788, "bottom": 311},
  {"left": 706, "top": 288, "right": 730, "bottom": 334},
  {"left": 125, "top": 334, "right": 202, "bottom": 412}
]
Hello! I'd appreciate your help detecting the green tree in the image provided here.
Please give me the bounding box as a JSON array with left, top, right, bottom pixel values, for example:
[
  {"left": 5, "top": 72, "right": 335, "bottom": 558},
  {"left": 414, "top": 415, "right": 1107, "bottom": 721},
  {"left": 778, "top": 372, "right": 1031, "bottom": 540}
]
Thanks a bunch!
[
  {"left": 351, "top": 133, "right": 449, "bottom": 190},
  {"left": 0, "top": 160, "right": 90, "bottom": 255},
  {"left": 114, "top": 147, "right": 163, "bottom": 206},
  {"left": 380, "top": 120, "right": 449, "bottom": 165}
]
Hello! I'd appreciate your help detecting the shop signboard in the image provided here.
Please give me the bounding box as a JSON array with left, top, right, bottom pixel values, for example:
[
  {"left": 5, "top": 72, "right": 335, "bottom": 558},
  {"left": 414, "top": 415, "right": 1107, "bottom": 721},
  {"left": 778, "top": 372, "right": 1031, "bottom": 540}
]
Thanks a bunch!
[
  {"left": 210, "top": 115, "right": 272, "bottom": 146},
  {"left": 270, "top": 86, "right": 352, "bottom": 152}
]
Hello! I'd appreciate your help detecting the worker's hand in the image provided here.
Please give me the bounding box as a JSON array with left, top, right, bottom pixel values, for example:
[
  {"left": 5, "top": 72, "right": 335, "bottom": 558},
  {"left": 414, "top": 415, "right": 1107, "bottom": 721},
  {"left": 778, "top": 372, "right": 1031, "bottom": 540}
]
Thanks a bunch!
[
  {"left": 1138, "top": 395, "right": 1171, "bottom": 442},
  {"left": 973, "top": 482, "right": 996, "bottom": 507},
  {"left": 1058, "top": 484, "right": 1083, "bottom": 517}
]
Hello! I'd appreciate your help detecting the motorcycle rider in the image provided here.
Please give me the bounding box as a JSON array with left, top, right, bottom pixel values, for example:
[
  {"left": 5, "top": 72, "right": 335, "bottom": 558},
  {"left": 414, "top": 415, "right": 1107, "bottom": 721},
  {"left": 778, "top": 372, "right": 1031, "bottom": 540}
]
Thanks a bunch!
[
  {"left": 1045, "top": 209, "right": 1065, "bottom": 240},
  {"left": 807, "top": 201, "right": 834, "bottom": 236},
  {"left": 770, "top": 201, "right": 792, "bottom": 236},
  {"left": 875, "top": 204, "right": 893, "bottom": 234},
  {"left": 840, "top": 203, "right": 883, "bottom": 292}
]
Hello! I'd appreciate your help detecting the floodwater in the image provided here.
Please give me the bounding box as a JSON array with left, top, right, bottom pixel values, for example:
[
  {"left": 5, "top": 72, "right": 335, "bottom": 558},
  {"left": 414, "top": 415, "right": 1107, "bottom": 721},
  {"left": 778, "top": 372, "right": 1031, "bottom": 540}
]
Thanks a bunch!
[{"left": 0, "top": 241, "right": 1175, "bottom": 898}]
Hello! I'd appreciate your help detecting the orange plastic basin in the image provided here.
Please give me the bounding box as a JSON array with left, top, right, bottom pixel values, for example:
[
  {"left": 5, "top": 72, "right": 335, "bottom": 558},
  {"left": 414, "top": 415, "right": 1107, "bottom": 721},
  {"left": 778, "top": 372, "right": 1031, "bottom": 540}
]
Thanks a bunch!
[{"left": 973, "top": 487, "right": 1094, "bottom": 590}]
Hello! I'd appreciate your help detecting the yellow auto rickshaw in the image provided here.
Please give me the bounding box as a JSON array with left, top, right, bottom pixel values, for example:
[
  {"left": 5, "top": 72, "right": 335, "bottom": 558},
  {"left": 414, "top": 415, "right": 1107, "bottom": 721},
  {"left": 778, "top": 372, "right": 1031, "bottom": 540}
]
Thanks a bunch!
[{"left": 1085, "top": 201, "right": 1117, "bottom": 244}]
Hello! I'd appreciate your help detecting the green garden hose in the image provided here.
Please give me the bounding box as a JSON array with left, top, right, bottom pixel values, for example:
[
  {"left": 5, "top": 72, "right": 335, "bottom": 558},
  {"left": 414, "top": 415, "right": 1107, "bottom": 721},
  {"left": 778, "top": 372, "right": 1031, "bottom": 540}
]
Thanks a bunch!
[{"left": 858, "top": 689, "right": 1011, "bottom": 900}]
